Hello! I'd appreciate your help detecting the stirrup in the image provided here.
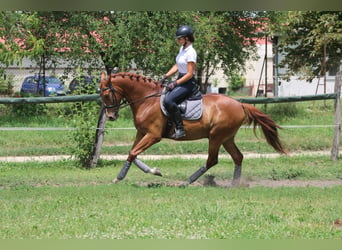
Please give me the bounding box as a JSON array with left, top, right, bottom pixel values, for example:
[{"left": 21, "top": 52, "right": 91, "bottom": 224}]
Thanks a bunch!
[{"left": 171, "top": 128, "right": 186, "bottom": 139}]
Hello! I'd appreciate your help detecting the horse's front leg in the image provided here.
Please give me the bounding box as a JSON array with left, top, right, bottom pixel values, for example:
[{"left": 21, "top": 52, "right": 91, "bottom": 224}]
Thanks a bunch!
[
  {"left": 113, "top": 132, "right": 162, "bottom": 183},
  {"left": 112, "top": 158, "right": 162, "bottom": 184},
  {"left": 133, "top": 158, "right": 162, "bottom": 176},
  {"left": 112, "top": 131, "right": 143, "bottom": 183}
]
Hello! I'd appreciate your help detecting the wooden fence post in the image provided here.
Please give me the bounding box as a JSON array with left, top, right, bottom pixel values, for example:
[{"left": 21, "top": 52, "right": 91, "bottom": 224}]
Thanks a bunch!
[
  {"left": 88, "top": 105, "right": 107, "bottom": 168},
  {"left": 331, "top": 71, "right": 341, "bottom": 161}
]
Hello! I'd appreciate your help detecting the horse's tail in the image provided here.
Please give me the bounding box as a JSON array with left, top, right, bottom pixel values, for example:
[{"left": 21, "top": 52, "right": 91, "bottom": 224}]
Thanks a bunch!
[{"left": 242, "top": 103, "right": 287, "bottom": 154}]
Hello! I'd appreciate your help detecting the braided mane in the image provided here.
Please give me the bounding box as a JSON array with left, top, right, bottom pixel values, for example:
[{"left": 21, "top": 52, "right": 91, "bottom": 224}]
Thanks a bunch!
[{"left": 111, "top": 72, "right": 160, "bottom": 86}]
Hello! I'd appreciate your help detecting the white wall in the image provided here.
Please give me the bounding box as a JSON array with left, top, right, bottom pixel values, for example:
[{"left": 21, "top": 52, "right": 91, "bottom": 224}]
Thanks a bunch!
[
  {"left": 244, "top": 43, "right": 274, "bottom": 96},
  {"left": 278, "top": 76, "right": 338, "bottom": 97}
]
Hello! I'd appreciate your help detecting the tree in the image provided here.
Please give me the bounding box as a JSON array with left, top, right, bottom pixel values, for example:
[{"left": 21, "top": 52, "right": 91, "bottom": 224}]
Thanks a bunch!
[
  {"left": 36, "top": 11, "right": 264, "bottom": 93},
  {"left": 112, "top": 11, "right": 264, "bottom": 93},
  {"left": 193, "top": 11, "right": 265, "bottom": 92},
  {"left": 1, "top": 11, "right": 265, "bottom": 93},
  {"left": 0, "top": 11, "right": 45, "bottom": 72},
  {"left": 269, "top": 11, "right": 342, "bottom": 82}
]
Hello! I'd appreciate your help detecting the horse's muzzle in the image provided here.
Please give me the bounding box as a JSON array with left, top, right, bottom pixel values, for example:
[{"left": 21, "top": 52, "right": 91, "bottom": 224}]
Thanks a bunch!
[
  {"left": 108, "top": 115, "right": 116, "bottom": 121},
  {"left": 106, "top": 110, "right": 119, "bottom": 121}
]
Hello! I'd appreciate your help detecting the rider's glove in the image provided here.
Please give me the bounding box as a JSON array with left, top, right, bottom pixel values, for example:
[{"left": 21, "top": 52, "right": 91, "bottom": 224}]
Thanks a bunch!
[
  {"left": 167, "top": 80, "right": 177, "bottom": 90},
  {"left": 160, "top": 75, "right": 167, "bottom": 84}
]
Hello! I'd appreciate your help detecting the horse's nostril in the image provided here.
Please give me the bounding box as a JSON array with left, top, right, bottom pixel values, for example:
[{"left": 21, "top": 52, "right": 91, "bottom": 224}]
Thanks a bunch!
[{"left": 108, "top": 114, "right": 117, "bottom": 121}]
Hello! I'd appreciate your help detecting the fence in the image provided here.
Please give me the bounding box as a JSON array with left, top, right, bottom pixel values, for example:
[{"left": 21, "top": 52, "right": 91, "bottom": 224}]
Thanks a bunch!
[{"left": 0, "top": 74, "right": 341, "bottom": 165}]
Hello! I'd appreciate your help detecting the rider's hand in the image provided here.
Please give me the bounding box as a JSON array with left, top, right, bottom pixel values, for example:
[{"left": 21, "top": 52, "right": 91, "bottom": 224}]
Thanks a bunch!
[
  {"left": 160, "top": 75, "right": 167, "bottom": 84},
  {"left": 167, "top": 81, "right": 177, "bottom": 90}
]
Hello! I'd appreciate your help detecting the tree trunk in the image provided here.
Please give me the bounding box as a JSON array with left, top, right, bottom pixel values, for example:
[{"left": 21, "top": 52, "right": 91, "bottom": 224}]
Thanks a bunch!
[{"left": 87, "top": 105, "right": 107, "bottom": 168}]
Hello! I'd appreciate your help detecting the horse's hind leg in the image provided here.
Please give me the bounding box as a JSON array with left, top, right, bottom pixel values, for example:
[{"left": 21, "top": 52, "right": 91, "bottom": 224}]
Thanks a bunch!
[
  {"left": 113, "top": 160, "right": 132, "bottom": 183},
  {"left": 187, "top": 136, "right": 221, "bottom": 184},
  {"left": 222, "top": 139, "right": 243, "bottom": 186}
]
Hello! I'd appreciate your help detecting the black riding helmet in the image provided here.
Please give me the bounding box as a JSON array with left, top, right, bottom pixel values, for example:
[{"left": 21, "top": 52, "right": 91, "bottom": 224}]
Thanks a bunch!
[{"left": 176, "top": 25, "right": 194, "bottom": 42}]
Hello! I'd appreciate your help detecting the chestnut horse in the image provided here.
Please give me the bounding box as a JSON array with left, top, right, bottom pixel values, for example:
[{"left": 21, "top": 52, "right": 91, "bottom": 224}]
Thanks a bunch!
[{"left": 99, "top": 72, "right": 286, "bottom": 186}]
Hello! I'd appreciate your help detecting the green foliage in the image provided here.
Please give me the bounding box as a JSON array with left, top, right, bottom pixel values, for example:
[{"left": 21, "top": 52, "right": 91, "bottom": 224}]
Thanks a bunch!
[
  {"left": 0, "top": 73, "right": 14, "bottom": 95},
  {"left": 0, "top": 11, "right": 43, "bottom": 66},
  {"left": 228, "top": 70, "right": 245, "bottom": 92},
  {"left": 10, "top": 103, "right": 48, "bottom": 117},
  {"left": 1, "top": 11, "right": 266, "bottom": 94},
  {"left": 60, "top": 102, "right": 101, "bottom": 168},
  {"left": 269, "top": 11, "right": 342, "bottom": 81}
]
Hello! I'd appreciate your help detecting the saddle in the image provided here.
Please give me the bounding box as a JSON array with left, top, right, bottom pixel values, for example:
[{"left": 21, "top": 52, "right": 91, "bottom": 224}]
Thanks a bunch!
[{"left": 160, "top": 85, "right": 203, "bottom": 121}]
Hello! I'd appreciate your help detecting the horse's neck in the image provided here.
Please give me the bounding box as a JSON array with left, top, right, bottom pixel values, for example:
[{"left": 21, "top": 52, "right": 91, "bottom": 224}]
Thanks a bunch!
[
  {"left": 118, "top": 79, "right": 160, "bottom": 99},
  {"left": 120, "top": 80, "right": 160, "bottom": 116}
]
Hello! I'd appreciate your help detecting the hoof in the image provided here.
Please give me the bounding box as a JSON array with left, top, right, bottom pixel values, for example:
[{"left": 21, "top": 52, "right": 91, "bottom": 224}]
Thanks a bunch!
[
  {"left": 151, "top": 168, "right": 162, "bottom": 177},
  {"left": 112, "top": 178, "right": 121, "bottom": 184}
]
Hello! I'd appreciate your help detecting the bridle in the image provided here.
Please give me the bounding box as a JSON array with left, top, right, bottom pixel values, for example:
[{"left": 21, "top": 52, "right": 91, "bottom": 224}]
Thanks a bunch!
[
  {"left": 100, "top": 82, "right": 125, "bottom": 110},
  {"left": 100, "top": 82, "right": 163, "bottom": 112}
]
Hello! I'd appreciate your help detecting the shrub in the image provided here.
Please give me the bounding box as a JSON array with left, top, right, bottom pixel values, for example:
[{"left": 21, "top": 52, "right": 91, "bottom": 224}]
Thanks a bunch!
[
  {"left": 229, "top": 71, "right": 245, "bottom": 92},
  {"left": 11, "top": 103, "right": 48, "bottom": 117},
  {"left": 60, "top": 101, "right": 101, "bottom": 168},
  {"left": 0, "top": 74, "right": 14, "bottom": 95}
]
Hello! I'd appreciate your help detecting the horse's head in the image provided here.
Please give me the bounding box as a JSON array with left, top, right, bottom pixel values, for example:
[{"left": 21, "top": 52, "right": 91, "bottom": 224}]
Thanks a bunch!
[{"left": 99, "top": 72, "right": 123, "bottom": 121}]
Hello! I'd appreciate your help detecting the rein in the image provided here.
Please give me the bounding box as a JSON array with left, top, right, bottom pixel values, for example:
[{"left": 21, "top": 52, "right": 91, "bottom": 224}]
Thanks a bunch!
[
  {"left": 101, "top": 83, "right": 163, "bottom": 110},
  {"left": 125, "top": 92, "right": 163, "bottom": 107}
]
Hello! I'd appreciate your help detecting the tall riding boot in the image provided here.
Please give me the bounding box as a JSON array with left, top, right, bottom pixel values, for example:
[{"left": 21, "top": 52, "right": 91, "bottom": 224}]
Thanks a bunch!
[{"left": 171, "top": 109, "right": 186, "bottom": 139}]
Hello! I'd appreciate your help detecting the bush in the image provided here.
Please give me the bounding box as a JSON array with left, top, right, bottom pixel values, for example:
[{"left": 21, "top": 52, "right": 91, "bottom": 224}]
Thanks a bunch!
[
  {"left": 229, "top": 71, "right": 245, "bottom": 92},
  {"left": 60, "top": 101, "right": 101, "bottom": 168},
  {"left": 0, "top": 74, "right": 14, "bottom": 95},
  {"left": 11, "top": 103, "right": 48, "bottom": 117}
]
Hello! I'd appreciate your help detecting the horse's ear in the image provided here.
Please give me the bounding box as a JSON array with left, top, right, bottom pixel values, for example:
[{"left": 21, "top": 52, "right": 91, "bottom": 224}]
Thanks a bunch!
[
  {"left": 100, "top": 71, "right": 110, "bottom": 86},
  {"left": 101, "top": 71, "right": 107, "bottom": 81}
]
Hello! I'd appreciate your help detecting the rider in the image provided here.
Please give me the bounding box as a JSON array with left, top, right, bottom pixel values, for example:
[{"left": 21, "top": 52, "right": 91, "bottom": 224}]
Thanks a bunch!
[{"left": 162, "top": 25, "right": 197, "bottom": 139}]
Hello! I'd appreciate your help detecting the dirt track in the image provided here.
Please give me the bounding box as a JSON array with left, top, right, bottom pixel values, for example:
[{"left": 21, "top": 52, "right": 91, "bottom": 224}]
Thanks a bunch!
[
  {"left": 1, "top": 151, "right": 341, "bottom": 188},
  {"left": 0, "top": 150, "right": 340, "bottom": 163},
  {"left": 138, "top": 178, "right": 342, "bottom": 189}
]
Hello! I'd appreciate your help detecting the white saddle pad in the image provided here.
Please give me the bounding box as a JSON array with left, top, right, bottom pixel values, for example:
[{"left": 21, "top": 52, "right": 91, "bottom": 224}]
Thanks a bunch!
[{"left": 160, "top": 88, "right": 203, "bottom": 120}]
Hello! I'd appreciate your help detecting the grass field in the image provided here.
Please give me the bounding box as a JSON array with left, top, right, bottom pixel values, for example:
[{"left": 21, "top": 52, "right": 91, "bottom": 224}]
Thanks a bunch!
[
  {"left": 1, "top": 156, "right": 342, "bottom": 239},
  {"left": 1, "top": 183, "right": 342, "bottom": 239},
  {"left": 0, "top": 100, "right": 341, "bottom": 239}
]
